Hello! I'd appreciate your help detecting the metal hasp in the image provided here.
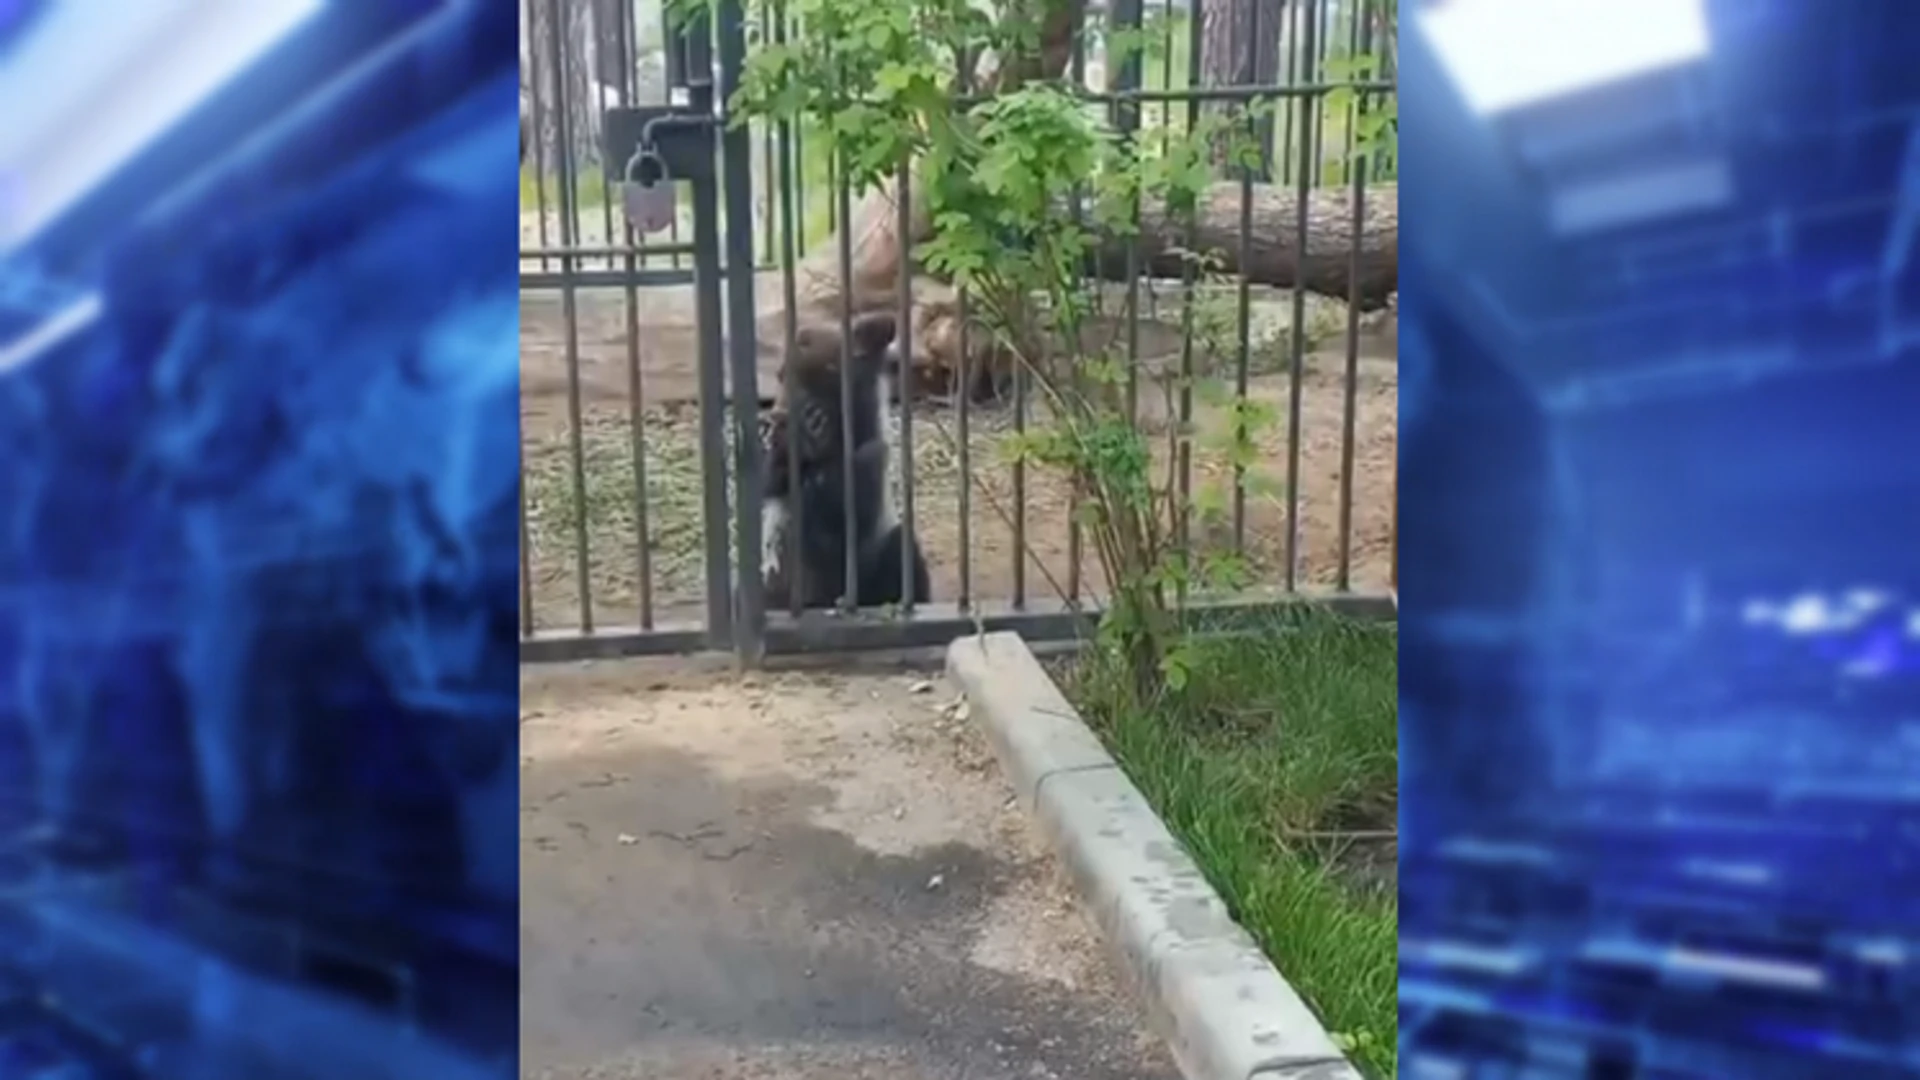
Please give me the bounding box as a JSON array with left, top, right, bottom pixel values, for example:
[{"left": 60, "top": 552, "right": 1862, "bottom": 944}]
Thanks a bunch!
[
  {"left": 602, "top": 105, "right": 715, "bottom": 185},
  {"left": 607, "top": 3, "right": 716, "bottom": 181}
]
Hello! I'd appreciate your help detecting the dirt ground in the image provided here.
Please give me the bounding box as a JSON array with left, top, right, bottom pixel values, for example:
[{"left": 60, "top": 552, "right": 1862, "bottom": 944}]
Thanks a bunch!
[
  {"left": 519, "top": 263, "right": 1396, "bottom": 633},
  {"left": 520, "top": 661, "right": 1179, "bottom": 1080}
]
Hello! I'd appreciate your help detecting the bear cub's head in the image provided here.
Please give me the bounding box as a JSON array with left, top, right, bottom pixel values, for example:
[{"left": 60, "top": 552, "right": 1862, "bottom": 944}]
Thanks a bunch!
[{"left": 777, "top": 310, "right": 902, "bottom": 428}]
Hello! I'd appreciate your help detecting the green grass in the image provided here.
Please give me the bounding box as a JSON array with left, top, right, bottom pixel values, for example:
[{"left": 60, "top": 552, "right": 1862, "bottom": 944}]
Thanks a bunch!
[
  {"left": 520, "top": 166, "right": 612, "bottom": 213},
  {"left": 1068, "top": 608, "right": 1398, "bottom": 1078}
]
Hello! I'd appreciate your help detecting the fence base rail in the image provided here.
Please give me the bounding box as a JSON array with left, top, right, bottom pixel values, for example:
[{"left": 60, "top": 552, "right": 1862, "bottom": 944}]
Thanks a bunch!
[{"left": 518, "top": 591, "right": 1397, "bottom": 664}]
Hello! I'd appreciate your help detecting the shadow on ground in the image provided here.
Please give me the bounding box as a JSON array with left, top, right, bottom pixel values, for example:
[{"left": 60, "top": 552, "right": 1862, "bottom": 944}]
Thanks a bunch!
[{"left": 520, "top": 669, "right": 1178, "bottom": 1080}]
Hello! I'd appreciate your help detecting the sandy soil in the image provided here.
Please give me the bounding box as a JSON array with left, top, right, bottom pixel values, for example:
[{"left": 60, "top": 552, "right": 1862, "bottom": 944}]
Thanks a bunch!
[{"left": 520, "top": 661, "right": 1179, "bottom": 1080}]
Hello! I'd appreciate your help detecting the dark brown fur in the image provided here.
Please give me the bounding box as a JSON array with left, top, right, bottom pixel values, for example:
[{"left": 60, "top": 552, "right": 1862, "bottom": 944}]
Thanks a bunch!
[
  {"left": 761, "top": 311, "right": 898, "bottom": 496},
  {"left": 758, "top": 311, "right": 930, "bottom": 609}
]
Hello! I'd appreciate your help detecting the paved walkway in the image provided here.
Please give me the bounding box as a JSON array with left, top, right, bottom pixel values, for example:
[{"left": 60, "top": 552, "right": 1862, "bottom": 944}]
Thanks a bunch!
[{"left": 519, "top": 660, "right": 1180, "bottom": 1080}]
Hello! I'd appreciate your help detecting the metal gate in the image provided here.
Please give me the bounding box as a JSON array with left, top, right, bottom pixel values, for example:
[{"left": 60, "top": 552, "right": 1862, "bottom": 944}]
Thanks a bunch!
[{"left": 518, "top": 0, "right": 1399, "bottom": 665}]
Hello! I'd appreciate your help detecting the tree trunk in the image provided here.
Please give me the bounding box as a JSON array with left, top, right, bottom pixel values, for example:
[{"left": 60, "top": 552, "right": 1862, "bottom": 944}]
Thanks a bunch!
[
  {"left": 565, "top": 0, "right": 602, "bottom": 169},
  {"left": 1091, "top": 182, "right": 1396, "bottom": 306},
  {"left": 523, "top": 0, "right": 608, "bottom": 173},
  {"left": 524, "top": 0, "right": 552, "bottom": 168},
  {"left": 1200, "top": 0, "right": 1286, "bottom": 179}
]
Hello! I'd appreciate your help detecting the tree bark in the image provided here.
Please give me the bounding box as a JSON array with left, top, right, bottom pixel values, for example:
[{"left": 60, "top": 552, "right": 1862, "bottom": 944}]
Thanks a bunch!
[
  {"left": 565, "top": 0, "right": 603, "bottom": 168},
  {"left": 1200, "top": 0, "right": 1286, "bottom": 179},
  {"left": 523, "top": 0, "right": 609, "bottom": 172},
  {"left": 1091, "top": 182, "right": 1396, "bottom": 307}
]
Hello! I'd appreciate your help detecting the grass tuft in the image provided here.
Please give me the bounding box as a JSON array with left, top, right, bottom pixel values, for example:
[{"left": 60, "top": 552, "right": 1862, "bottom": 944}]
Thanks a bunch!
[{"left": 1067, "top": 607, "right": 1398, "bottom": 1078}]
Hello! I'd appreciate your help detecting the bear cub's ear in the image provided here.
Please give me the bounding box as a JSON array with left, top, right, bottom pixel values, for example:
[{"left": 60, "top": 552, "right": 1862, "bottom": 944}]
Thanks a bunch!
[
  {"left": 849, "top": 311, "right": 899, "bottom": 362},
  {"left": 788, "top": 324, "right": 835, "bottom": 361}
]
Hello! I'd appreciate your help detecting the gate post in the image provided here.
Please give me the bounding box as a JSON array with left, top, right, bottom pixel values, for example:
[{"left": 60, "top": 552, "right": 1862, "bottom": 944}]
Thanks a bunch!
[
  {"left": 716, "top": 0, "right": 766, "bottom": 667},
  {"left": 676, "top": 12, "right": 736, "bottom": 652}
]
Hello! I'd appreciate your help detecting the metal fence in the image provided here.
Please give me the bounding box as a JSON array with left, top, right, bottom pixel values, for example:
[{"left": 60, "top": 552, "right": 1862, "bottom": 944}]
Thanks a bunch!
[{"left": 518, "top": 0, "right": 1399, "bottom": 664}]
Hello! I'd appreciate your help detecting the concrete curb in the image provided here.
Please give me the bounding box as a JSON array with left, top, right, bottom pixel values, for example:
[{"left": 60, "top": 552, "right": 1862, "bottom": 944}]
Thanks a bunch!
[{"left": 947, "top": 632, "right": 1364, "bottom": 1080}]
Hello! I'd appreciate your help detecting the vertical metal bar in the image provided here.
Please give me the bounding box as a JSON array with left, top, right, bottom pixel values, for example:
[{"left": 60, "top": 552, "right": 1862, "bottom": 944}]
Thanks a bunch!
[
  {"left": 1278, "top": 0, "right": 1301, "bottom": 185},
  {"left": 1175, "top": 0, "right": 1203, "bottom": 585},
  {"left": 619, "top": 0, "right": 655, "bottom": 629},
  {"left": 1112, "top": 0, "right": 1144, "bottom": 423},
  {"left": 1011, "top": 326, "right": 1027, "bottom": 610},
  {"left": 1071, "top": 13, "right": 1086, "bottom": 95},
  {"left": 1230, "top": 0, "right": 1260, "bottom": 554},
  {"left": 956, "top": 50, "right": 974, "bottom": 613},
  {"left": 1157, "top": 0, "right": 1174, "bottom": 154},
  {"left": 595, "top": 10, "right": 619, "bottom": 278},
  {"left": 516, "top": 6, "right": 542, "bottom": 641},
  {"left": 896, "top": 160, "right": 919, "bottom": 612},
  {"left": 1282, "top": 5, "right": 1318, "bottom": 591},
  {"left": 1249, "top": 0, "right": 1276, "bottom": 181},
  {"left": 757, "top": 0, "right": 775, "bottom": 266},
  {"left": 761, "top": 121, "right": 776, "bottom": 266},
  {"left": 1012, "top": 8, "right": 1034, "bottom": 617},
  {"left": 1336, "top": 0, "right": 1372, "bottom": 591},
  {"left": 1066, "top": 25, "right": 1087, "bottom": 607},
  {"left": 956, "top": 290, "right": 973, "bottom": 612},
  {"left": 757, "top": 9, "right": 778, "bottom": 268},
  {"left": 627, "top": 312, "right": 656, "bottom": 631},
  {"left": 619, "top": 3, "right": 640, "bottom": 112},
  {"left": 663, "top": 0, "right": 686, "bottom": 88},
  {"left": 519, "top": 465, "right": 535, "bottom": 637},
  {"left": 528, "top": 0, "right": 555, "bottom": 274},
  {"left": 663, "top": 1, "right": 686, "bottom": 269},
  {"left": 775, "top": 0, "right": 804, "bottom": 618},
  {"left": 836, "top": 152, "right": 859, "bottom": 613},
  {"left": 794, "top": 88, "right": 809, "bottom": 249},
  {"left": 1340, "top": 0, "right": 1364, "bottom": 187},
  {"left": 548, "top": 0, "right": 595, "bottom": 634},
  {"left": 1312, "top": 0, "right": 1332, "bottom": 186},
  {"left": 1373, "top": 0, "right": 1395, "bottom": 186},
  {"left": 686, "top": 12, "right": 735, "bottom": 647},
  {"left": 826, "top": 145, "right": 839, "bottom": 235},
  {"left": 720, "top": 0, "right": 765, "bottom": 663},
  {"left": 791, "top": 1, "right": 810, "bottom": 252}
]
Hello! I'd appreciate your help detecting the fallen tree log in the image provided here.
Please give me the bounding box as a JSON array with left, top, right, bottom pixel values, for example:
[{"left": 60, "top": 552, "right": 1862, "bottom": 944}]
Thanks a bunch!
[
  {"left": 1091, "top": 182, "right": 1398, "bottom": 310},
  {"left": 759, "top": 180, "right": 1398, "bottom": 399}
]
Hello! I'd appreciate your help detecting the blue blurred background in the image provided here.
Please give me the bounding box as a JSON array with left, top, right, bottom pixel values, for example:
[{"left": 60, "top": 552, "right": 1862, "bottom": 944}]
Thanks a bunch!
[
  {"left": 1399, "top": 0, "right": 1920, "bottom": 1076},
  {"left": 0, "top": 1, "right": 518, "bottom": 1076}
]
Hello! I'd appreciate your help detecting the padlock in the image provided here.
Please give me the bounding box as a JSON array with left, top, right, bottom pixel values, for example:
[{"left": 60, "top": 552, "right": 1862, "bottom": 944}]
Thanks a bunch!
[{"left": 621, "top": 146, "right": 678, "bottom": 236}]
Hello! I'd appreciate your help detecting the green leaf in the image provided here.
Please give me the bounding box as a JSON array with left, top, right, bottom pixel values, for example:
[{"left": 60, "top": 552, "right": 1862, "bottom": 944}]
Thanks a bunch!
[{"left": 1160, "top": 647, "right": 1191, "bottom": 692}]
